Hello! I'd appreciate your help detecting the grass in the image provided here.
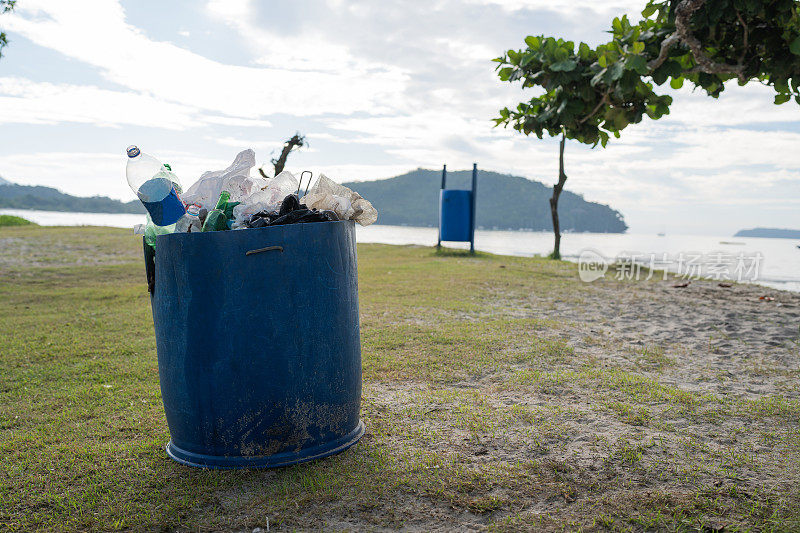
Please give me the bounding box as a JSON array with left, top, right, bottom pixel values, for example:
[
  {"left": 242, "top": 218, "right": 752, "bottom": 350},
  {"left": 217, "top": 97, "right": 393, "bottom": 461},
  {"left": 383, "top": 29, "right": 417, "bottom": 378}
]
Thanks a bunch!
[
  {"left": 0, "top": 225, "right": 798, "bottom": 531},
  {"left": 0, "top": 215, "right": 35, "bottom": 227}
]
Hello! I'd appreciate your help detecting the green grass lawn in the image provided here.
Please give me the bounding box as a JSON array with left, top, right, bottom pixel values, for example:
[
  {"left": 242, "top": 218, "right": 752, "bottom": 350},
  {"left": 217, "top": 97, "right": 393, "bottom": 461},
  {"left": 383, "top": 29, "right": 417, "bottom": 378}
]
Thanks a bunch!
[
  {"left": 0, "top": 226, "right": 798, "bottom": 531},
  {"left": 0, "top": 215, "right": 35, "bottom": 227}
]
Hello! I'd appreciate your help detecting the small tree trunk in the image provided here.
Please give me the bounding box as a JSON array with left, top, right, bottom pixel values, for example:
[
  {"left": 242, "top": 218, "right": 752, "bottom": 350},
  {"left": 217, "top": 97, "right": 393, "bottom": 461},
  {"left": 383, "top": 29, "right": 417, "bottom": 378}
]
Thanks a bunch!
[
  {"left": 549, "top": 131, "right": 568, "bottom": 259},
  {"left": 272, "top": 143, "right": 295, "bottom": 176},
  {"left": 262, "top": 133, "right": 306, "bottom": 178}
]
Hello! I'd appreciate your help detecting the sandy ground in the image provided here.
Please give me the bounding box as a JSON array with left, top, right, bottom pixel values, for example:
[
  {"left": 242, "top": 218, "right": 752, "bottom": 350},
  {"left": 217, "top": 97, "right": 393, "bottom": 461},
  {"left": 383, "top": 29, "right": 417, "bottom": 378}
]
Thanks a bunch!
[
  {"left": 536, "top": 278, "right": 800, "bottom": 398},
  {"left": 353, "top": 275, "right": 800, "bottom": 531}
]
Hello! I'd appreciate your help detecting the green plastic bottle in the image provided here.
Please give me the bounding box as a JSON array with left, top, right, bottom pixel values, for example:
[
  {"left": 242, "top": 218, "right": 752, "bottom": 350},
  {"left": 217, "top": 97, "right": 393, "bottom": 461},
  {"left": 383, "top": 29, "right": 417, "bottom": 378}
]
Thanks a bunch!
[
  {"left": 201, "top": 191, "right": 239, "bottom": 232},
  {"left": 144, "top": 213, "right": 176, "bottom": 248}
]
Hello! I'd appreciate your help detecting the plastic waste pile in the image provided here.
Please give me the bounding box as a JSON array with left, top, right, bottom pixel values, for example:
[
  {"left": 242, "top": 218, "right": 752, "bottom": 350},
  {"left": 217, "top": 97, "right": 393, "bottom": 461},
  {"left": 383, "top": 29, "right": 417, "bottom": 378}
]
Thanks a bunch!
[{"left": 127, "top": 147, "right": 377, "bottom": 248}]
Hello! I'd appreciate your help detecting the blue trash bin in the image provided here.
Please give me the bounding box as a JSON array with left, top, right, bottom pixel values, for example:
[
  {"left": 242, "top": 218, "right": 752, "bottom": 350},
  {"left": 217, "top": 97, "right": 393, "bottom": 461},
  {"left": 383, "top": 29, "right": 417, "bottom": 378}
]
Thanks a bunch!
[
  {"left": 148, "top": 220, "right": 364, "bottom": 469},
  {"left": 439, "top": 189, "right": 472, "bottom": 242}
]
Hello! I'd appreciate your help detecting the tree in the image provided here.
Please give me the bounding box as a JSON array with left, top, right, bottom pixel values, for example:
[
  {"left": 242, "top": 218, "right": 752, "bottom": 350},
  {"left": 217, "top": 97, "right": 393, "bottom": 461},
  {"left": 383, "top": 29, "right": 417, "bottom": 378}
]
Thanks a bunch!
[
  {"left": 258, "top": 133, "right": 306, "bottom": 178},
  {"left": 494, "top": 0, "right": 800, "bottom": 259},
  {"left": 494, "top": 36, "right": 672, "bottom": 258},
  {"left": 615, "top": 0, "right": 800, "bottom": 104},
  {"left": 0, "top": 0, "right": 16, "bottom": 60}
]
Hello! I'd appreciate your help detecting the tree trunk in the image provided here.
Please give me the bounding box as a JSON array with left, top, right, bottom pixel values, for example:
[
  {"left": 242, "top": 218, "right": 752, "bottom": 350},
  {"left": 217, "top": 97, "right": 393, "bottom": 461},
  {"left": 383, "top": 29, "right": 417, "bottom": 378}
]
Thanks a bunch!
[
  {"left": 549, "top": 131, "right": 568, "bottom": 259},
  {"left": 272, "top": 143, "right": 295, "bottom": 176},
  {"left": 262, "top": 133, "right": 306, "bottom": 178}
]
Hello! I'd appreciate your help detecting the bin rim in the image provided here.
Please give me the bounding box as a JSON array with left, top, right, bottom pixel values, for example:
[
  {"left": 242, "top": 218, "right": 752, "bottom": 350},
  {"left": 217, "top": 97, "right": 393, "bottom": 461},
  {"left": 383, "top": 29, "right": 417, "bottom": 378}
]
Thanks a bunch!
[
  {"left": 165, "top": 421, "right": 365, "bottom": 469},
  {"left": 155, "top": 219, "right": 354, "bottom": 243}
]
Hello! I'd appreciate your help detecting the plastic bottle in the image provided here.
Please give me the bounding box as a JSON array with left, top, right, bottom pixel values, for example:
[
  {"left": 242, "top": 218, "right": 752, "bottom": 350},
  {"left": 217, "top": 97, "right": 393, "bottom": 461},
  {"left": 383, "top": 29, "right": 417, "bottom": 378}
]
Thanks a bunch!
[
  {"left": 143, "top": 214, "right": 176, "bottom": 248},
  {"left": 126, "top": 146, "right": 186, "bottom": 226},
  {"left": 174, "top": 204, "right": 203, "bottom": 233},
  {"left": 202, "top": 191, "right": 232, "bottom": 232}
]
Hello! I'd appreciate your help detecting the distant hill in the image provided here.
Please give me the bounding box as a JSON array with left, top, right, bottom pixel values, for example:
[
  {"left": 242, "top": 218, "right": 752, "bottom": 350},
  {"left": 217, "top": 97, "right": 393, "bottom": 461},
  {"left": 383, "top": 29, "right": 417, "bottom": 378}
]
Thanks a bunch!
[
  {"left": 734, "top": 227, "right": 800, "bottom": 239},
  {"left": 0, "top": 169, "right": 627, "bottom": 232},
  {"left": 0, "top": 181, "right": 145, "bottom": 214},
  {"left": 343, "top": 169, "right": 627, "bottom": 232}
]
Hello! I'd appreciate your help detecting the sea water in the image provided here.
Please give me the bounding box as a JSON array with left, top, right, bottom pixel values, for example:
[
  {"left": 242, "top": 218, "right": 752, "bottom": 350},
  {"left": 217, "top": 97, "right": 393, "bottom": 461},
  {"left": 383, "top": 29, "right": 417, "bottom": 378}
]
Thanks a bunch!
[
  {"left": 137, "top": 176, "right": 185, "bottom": 226},
  {"left": 2, "top": 208, "right": 797, "bottom": 293}
]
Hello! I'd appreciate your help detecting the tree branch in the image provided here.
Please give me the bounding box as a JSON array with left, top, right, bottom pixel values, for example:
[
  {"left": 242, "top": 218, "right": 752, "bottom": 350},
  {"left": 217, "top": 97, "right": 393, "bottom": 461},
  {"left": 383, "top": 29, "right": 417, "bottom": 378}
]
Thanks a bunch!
[
  {"left": 647, "top": 0, "right": 747, "bottom": 83},
  {"left": 270, "top": 133, "right": 306, "bottom": 176},
  {"left": 647, "top": 32, "right": 681, "bottom": 71},
  {"left": 735, "top": 9, "right": 748, "bottom": 68},
  {"left": 578, "top": 92, "right": 610, "bottom": 124}
]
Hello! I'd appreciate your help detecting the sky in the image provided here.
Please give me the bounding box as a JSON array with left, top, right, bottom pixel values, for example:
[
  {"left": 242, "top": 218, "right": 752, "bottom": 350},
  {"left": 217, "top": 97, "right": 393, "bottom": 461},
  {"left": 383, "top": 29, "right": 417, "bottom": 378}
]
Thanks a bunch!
[{"left": 0, "top": 0, "right": 798, "bottom": 235}]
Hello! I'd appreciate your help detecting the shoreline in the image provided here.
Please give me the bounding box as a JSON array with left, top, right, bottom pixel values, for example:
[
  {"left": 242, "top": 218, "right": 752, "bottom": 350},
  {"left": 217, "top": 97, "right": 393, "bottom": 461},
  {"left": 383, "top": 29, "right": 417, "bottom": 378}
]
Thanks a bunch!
[{"left": 3, "top": 212, "right": 799, "bottom": 293}]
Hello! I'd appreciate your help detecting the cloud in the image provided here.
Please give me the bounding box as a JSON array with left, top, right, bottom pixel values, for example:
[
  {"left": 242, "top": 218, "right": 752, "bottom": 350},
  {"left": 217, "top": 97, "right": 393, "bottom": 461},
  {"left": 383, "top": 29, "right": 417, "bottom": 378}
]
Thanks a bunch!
[
  {"left": 0, "top": 77, "right": 202, "bottom": 129},
  {"left": 0, "top": 76, "right": 277, "bottom": 130},
  {"left": 0, "top": 147, "right": 256, "bottom": 201},
  {"left": 664, "top": 83, "right": 800, "bottom": 127},
  {"left": 4, "top": 0, "right": 407, "bottom": 118},
  {"left": 0, "top": 152, "right": 132, "bottom": 200},
  {"left": 285, "top": 163, "right": 415, "bottom": 183},
  {"left": 465, "top": 0, "right": 644, "bottom": 16}
]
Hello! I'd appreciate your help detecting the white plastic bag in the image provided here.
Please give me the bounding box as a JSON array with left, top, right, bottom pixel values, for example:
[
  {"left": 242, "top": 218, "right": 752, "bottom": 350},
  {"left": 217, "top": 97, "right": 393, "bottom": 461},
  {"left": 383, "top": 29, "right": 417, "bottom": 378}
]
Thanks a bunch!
[
  {"left": 182, "top": 149, "right": 258, "bottom": 210},
  {"left": 232, "top": 170, "right": 299, "bottom": 221},
  {"left": 301, "top": 174, "right": 378, "bottom": 226}
]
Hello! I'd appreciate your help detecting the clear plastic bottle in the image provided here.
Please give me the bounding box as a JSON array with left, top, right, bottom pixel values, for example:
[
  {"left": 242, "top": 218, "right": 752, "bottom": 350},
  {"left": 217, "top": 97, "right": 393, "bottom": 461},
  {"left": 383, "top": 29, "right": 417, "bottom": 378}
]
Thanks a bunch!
[{"left": 126, "top": 146, "right": 186, "bottom": 226}]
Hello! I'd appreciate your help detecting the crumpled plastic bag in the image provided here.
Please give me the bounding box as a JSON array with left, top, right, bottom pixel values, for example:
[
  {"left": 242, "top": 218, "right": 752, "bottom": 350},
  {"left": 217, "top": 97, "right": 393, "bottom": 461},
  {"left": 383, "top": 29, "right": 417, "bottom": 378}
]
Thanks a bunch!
[
  {"left": 232, "top": 170, "right": 299, "bottom": 222},
  {"left": 301, "top": 174, "right": 377, "bottom": 226},
  {"left": 182, "top": 149, "right": 262, "bottom": 209}
]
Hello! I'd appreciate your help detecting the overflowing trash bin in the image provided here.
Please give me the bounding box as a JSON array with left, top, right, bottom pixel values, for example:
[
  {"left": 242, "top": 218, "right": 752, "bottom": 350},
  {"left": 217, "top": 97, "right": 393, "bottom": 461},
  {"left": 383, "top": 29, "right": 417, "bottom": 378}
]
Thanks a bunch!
[{"left": 130, "top": 146, "right": 375, "bottom": 468}]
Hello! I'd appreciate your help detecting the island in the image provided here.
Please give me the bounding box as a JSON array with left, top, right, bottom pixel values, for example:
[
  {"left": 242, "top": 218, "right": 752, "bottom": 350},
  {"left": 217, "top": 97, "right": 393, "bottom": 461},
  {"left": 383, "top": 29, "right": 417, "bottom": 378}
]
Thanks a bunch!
[
  {"left": 343, "top": 168, "right": 627, "bottom": 232},
  {"left": 734, "top": 227, "right": 800, "bottom": 239}
]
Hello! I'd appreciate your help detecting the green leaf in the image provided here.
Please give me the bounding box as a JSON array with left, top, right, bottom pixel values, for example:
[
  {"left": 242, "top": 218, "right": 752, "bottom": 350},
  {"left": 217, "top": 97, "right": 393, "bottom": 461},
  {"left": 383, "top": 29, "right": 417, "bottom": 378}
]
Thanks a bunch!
[
  {"left": 609, "top": 61, "right": 625, "bottom": 80},
  {"left": 631, "top": 41, "right": 645, "bottom": 54},
  {"left": 520, "top": 53, "right": 536, "bottom": 67},
  {"left": 774, "top": 78, "right": 789, "bottom": 94},
  {"left": 625, "top": 54, "right": 648, "bottom": 75},
  {"left": 774, "top": 93, "right": 791, "bottom": 105},
  {"left": 578, "top": 42, "right": 592, "bottom": 60},
  {"left": 790, "top": 36, "right": 800, "bottom": 56},
  {"left": 614, "top": 111, "right": 629, "bottom": 130},
  {"left": 550, "top": 59, "right": 577, "bottom": 72},
  {"left": 664, "top": 60, "right": 683, "bottom": 78},
  {"left": 642, "top": 4, "right": 657, "bottom": 17},
  {"left": 525, "top": 36, "right": 541, "bottom": 49},
  {"left": 591, "top": 68, "right": 608, "bottom": 87},
  {"left": 598, "top": 55, "right": 608, "bottom": 68},
  {"left": 670, "top": 77, "right": 684, "bottom": 89},
  {"left": 554, "top": 47, "right": 569, "bottom": 61}
]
